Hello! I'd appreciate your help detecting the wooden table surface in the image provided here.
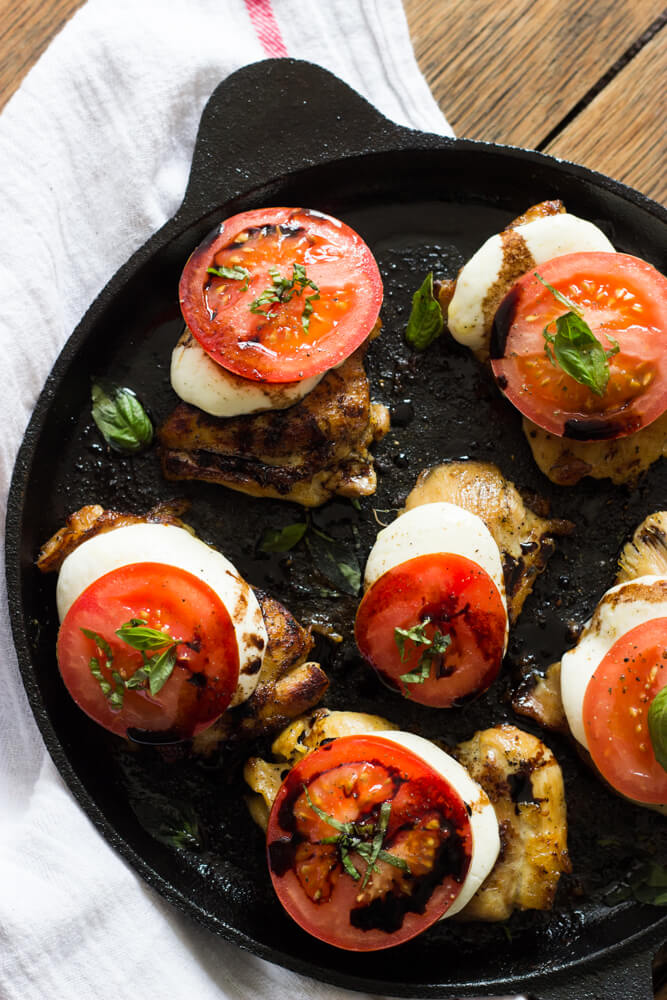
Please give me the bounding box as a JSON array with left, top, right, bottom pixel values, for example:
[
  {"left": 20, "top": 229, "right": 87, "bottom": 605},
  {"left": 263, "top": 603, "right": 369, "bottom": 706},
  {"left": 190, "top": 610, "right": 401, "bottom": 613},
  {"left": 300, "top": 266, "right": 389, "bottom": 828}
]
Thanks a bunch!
[
  {"left": 1, "top": 1, "right": 665, "bottom": 997},
  {"left": 0, "top": 0, "right": 665, "bottom": 204}
]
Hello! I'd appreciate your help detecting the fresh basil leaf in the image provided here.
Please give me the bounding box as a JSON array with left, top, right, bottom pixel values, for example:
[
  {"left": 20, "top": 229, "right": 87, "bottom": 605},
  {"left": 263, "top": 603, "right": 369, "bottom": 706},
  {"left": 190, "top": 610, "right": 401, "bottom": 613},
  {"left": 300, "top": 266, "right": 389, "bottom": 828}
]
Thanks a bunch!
[
  {"left": 151, "top": 807, "right": 201, "bottom": 851},
  {"left": 108, "top": 671, "right": 125, "bottom": 710},
  {"left": 405, "top": 272, "right": 443, "bottom": 351},
  {"left": 249, "top": 263, "right": 319, "bottom": 332},
  {"left": 536, "top": 273, "right": 619, "bottom": 397},
  {"left": 116, "top": 622, "right": 178, "bottom": 652},
  {"left": 89, "top": 657, "right": 112, "bottom": 699},
  {"left": 91, "top": 380, "right": 153, "bottom": 454},
  {"left": 648, "top": 685, "right": 667, "bottom": 772},
  {"left": 260, "top": 522, "right": 308, "bottom": 553},
  {"left": 394, "top": 620, "right": 433, "bottom": 661},
  {"left": 631, "top": 863, "right": 667, "bottom": 906},
  {"left": 545, "top": 311, "right": 614, "bottom": 397},
  {"left": 307, "top": 529, "right": 361, "bottom": 596},
  {"left": 146, "top": 646, "right": 178, "bottom": 697},
  {"left": 207, "top": 264, "right": 250, "bottom": 287},
  {"left": 81, "top": 628, "right": 113, "bottom": 662}
]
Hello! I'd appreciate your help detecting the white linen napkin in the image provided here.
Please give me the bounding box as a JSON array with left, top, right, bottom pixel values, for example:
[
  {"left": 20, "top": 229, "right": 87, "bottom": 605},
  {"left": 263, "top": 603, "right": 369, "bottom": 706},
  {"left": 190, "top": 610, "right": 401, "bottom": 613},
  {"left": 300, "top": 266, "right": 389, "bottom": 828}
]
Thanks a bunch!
[{"left": 0, "top": 2, "right": 452, "bottom": 997}]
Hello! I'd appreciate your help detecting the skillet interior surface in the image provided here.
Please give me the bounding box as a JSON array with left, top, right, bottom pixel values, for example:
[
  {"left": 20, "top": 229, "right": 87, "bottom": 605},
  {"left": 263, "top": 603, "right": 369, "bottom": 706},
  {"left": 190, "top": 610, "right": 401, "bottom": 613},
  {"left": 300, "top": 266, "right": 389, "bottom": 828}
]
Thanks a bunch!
[{"left": 7, "top": 60, "right": 667, "bottom": 999}]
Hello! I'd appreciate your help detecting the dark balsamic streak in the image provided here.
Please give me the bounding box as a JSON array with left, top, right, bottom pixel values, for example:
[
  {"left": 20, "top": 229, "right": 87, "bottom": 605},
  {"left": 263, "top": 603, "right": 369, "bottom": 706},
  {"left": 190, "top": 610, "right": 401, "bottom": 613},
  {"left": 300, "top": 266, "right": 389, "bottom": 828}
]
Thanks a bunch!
[
  {"left": 536, "top": 12, "right": 667, "bottom": 151},
  {"left": 489, "top": 286, "right": 520, "bottom": 359}
]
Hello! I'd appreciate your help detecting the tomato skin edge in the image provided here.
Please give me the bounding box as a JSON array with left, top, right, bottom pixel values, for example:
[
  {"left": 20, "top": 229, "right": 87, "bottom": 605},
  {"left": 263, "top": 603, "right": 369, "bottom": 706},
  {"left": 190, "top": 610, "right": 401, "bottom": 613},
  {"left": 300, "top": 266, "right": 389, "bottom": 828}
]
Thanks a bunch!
[
  {"left": 266, "top": 734, "right": 475, "bottom": 951},
  {"left": 179, "top": 207, "right": 383, "bottom": 384},
  {"left": 490, "top": 252, "right": 667, "bottom": 441}
]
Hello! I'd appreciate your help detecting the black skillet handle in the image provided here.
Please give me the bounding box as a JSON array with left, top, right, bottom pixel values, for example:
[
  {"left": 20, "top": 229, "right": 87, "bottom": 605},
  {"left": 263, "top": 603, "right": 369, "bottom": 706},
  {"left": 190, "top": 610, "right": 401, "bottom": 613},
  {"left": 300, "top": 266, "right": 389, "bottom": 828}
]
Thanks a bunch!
[
  {"left": 177, "top": 58, "right": 423, "bottom": 222},
  {"left": 526, "top": 937, "right": 660, "bottom": 1000}
]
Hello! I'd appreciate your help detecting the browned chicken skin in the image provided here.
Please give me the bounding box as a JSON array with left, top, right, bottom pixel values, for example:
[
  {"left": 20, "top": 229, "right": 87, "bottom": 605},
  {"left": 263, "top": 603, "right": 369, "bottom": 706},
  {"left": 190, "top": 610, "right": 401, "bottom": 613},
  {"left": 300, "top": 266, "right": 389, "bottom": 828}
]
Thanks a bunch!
[
  {"left": 158, "top": 341, "right": 390, "bottom": 507},
  {"left": 37, "top": 506, "right": 328, "bottom": 745},
  {"left": 454, "top": 725, "right": 570, "bottom": 920},
  {"left": 244, "top": 711, "right": 569, "bottom": 921},
  {"left": 523, "top": 412, "right": 667, "bottom": 488},
  {"left": 404, "top": 460, "right": 572, "bottom": 623},
  {"left": 512, "top": 510, "right": 667, "bottom": 733}
]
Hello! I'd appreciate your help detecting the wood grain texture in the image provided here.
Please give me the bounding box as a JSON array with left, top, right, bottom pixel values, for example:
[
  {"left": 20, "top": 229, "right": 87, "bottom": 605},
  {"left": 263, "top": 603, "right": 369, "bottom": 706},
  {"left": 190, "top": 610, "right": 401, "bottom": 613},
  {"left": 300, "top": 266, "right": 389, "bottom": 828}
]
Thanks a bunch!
[
  {"left": 0, "top": 0, "right": 85, "bottom": 111},
  {"left": 546, "top": 28, "right": 667, "bottom": 205},
  {"left": 404, "top": 0, "right": 663, "bottom": 145}
]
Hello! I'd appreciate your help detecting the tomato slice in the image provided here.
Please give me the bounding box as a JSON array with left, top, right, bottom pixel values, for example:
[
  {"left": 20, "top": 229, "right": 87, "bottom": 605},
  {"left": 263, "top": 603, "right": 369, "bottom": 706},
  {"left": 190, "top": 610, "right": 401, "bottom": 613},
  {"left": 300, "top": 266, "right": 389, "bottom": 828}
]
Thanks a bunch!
[
  {"left": 490, "top": 252, "right": 667, "bottom": 440},
  {"left": 57, "top": 562, "right": 240, "bottom": 739},
  {"left": 179, "top": 207, "right": 383, "bottom": 383},
  {"left": 354, "top": 553, "right": 507, "bottom": 707},
  {"left": 266, "top": 734, "right": 472, "bottom": 950},
  {"left": 583, "top": 617, "right": 667, "bottom": 804}
]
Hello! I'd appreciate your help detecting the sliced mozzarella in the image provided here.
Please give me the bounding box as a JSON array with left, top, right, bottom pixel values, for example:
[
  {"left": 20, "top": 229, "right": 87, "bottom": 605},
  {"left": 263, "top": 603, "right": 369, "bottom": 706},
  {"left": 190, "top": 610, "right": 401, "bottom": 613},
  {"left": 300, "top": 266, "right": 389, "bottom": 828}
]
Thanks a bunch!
[
  {"left": 171, "top": 329, "right": 324, "bottom": 417},
  {"left": 373, "top": 730, "right": 500, "bottom": 917},
  {"left": 56, "top": 522, "right": 267, "bottom": 706},
  {"left": 561, "top": 575, "right": 667, "bottom": 751},
  {"left": 447, "top": 213, "right": 615, "bottom": 351},
  {"left": 364, "top": 502, "right": 508, "bottom": 646}
]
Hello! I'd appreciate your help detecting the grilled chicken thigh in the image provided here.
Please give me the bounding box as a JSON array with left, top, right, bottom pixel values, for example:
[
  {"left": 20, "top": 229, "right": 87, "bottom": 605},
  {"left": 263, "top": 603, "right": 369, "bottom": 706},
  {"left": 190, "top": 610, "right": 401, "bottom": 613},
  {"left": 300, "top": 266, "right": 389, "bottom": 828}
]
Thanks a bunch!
[
  {"left": 523, "top": 411, "right": 667, "bottom": 487},
  {"left": 404, "top": 460, "right": 572, "bottom": 622},
  {"left": 159, "top": 342, "right": 390, "bottom": 507},
  {"left": 454, "top": 725, "right": 570, "bottom": 920},
  {"left": 244, "top": 710, "right": 569, "bottom": 920},
  {"left": 513, "top": 510, "right": 667, "bottom": 731},
  {"left": 38, "top": 506, "right": 328, "bottom": 744}
]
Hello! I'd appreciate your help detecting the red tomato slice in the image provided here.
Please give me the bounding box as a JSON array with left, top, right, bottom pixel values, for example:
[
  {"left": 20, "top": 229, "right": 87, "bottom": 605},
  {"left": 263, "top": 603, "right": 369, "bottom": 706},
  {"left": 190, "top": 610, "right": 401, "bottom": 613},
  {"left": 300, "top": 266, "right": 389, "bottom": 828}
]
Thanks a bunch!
[
  {"left": 57, "top": 562, "right": 239, "bottom": 739},
  {"left": 354, "top": 553, "right": 507, "bottom": 707},
  {"left": 179, "top": 207, "right": 383, "bottom": 383},
  {"left": 583, "top": 617, "right": 667, "bottom": 804},
  {"left": 490, "top": 252, "right": 667, "bottom": 440},
  {"left": 266, "top": 734, "right": 472, "bottom": 950}
]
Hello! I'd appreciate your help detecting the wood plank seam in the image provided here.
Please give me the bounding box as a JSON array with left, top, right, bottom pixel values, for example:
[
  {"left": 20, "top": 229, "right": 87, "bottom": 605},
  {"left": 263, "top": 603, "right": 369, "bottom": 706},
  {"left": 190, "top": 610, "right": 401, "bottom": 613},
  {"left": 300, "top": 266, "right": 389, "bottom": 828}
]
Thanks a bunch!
[{"left": 537, "top": 9, "right": 667, "bottom": 150}]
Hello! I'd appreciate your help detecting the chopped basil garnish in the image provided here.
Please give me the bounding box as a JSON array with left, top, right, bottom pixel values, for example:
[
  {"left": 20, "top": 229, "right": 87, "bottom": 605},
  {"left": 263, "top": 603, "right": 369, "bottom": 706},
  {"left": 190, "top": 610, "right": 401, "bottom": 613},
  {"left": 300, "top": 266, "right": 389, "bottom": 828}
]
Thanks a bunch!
[
  {"left": 260, "top": 522, "right": 308, "bottom": 553},
  {"left": 303, "top": 786, "right": 409, "bottom": 888},
  {"left": 207, "top": 264, "right": 250, "bottom": 291},
  {"left": 249, "top": 263, "right": 320, "bottom": 332},
  {"left": 648, "top": 684, "right": 667, "bottom": 772},
  {"left": 91, "top": 380, "right": 153, "bottom": 454},
  {"left": 536, "top": 272, "right": 620, "bottom": 397},
  {"left": 306, "top": 527, "right": 361, "bottom": 596},
  {"left": 605, "top": 861, "right": 667, "bottom": 907},
  {"left": 260, "top": 509, "right": 361, "bottom": 597},
  {"left": 405, "top": 272, "right": 443, "bottom": 351},
  {"left": 81, "top": 619, "right": 183, "bottom": 708},
  {"left": 394, "top": 619, "right": 452, "bottom": 689}
]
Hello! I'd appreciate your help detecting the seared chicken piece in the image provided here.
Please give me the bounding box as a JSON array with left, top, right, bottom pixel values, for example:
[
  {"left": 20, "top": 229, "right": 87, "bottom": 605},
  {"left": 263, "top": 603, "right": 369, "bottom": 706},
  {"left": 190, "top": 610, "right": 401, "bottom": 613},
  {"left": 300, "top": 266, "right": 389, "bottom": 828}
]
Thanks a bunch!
[
  {"left": 513, "top": 510, "right": 667, "bottom": 730},
  {"left": 38, "top": 506, "right": 328, "bottom": 745},
  {"left": 438, "top": 200, "right": 567, "bottom": 360},
  {"left": 454, "top": 725, "right": 570, "bottom": 921},
  {"left": 193, "top": 591, "right": 328, "bottom": 751},
  {"left": 158, "top": 343, "right": 390, "bottom": 507},
  {"left": 404, "top": 460, "right": 572, "bottom": 623},
  {"left": 245, "top": 712, "right": 569, "bottom": 920},
  {"left": 512, "top": 662, "right": 567, "bottom": 733},
  {"left": 36, "top": 500, "right": 190, "bottom": 574},
  {"left": 523, "top": 411, "right": 667, "bottom": 487},
  {"left": 616, "top": 511, "right": 667, "bottom": 583}
]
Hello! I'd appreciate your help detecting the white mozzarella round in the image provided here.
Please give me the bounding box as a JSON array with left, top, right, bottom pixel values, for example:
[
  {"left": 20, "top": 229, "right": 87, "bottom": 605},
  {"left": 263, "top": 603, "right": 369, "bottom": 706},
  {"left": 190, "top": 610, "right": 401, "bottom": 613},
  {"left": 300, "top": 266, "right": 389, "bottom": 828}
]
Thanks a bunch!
[
  {"left": 364, "top": 502, "right": 508, "bottom": 646},
  {"left": 373, "top": 730, "right": 500, "bottom": 917},
  {"left": 171, "top": 329, "right": 324, "bottom": 417},
  {"left": 560, "top": 575, "right": 667, "bottom": 751},
  {"left": 447, "top": 213, "right": 615, "bottom": 351},
  {"left": 57, "top": 522, "right": 268, "bottom": 706}
]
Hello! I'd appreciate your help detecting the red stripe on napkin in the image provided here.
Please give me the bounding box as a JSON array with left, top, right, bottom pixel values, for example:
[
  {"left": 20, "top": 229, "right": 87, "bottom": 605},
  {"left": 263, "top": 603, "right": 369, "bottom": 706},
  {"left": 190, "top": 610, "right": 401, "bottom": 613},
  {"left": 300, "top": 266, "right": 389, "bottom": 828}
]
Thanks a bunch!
[{"left": 246, "top": 0, "right": 289, "bottom": 57}]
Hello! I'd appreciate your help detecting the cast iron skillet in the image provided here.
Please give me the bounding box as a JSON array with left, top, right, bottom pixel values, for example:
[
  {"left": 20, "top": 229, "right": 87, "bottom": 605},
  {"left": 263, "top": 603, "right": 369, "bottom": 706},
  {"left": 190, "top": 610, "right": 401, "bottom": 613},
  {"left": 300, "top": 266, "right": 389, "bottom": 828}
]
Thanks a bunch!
[{"left": 6, "top": 59, "right": 667, "bottom": 1000}]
